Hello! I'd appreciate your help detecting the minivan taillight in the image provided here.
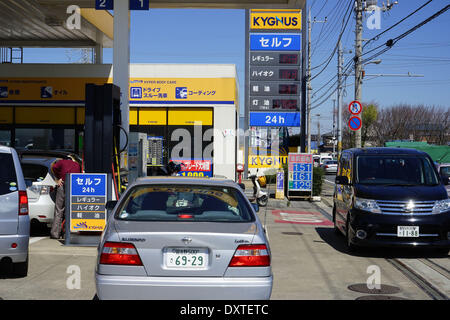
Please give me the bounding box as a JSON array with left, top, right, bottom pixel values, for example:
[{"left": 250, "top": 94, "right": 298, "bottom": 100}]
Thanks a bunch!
[
  {"left": 229, "top": 244, "right": 270, "bottom": 267},
  {"left": 19, "top": 190, "right": 28, "bottom": 216},
  {"left": 99, "top": 242, "right": 143, "bottom": 266}
]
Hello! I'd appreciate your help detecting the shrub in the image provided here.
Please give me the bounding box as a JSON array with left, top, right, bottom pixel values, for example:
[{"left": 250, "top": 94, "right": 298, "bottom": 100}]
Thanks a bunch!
[{"left": 313, "top": 166, "right": 325, "bottom": 196}]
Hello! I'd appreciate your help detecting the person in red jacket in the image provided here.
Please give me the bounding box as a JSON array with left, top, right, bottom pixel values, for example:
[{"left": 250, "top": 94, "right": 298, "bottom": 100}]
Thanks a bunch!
[{"left": 50, "top": 155, "right": 81, "bottom": 239}]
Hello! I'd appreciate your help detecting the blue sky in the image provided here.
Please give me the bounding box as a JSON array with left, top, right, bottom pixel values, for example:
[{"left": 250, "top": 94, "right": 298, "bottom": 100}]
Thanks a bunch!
[{"left": 23, "top": 1, "right": 450, "bottom": 134}]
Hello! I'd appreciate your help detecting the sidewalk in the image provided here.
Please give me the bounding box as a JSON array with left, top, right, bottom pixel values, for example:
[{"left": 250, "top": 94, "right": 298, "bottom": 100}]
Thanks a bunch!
[{"left": 241, "top": 179, "right": 325, "bottom": 209}]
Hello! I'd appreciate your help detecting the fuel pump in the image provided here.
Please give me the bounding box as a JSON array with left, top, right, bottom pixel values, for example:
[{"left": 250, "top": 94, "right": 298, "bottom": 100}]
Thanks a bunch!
[{"left": 84, "top": 83, "right": 126, "bottom": 197}]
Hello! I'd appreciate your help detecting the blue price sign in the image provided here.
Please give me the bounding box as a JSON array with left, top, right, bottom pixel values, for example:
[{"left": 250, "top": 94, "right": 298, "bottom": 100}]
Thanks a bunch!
[
  {"left": 71, "top": 174, "right": 107, "bottom": 196},
  {"left": 250, "top": 112, "right": 300, "bottom": 127},
  {"left": 129, "top": 0, "right": 150, "bottom": 10},
  {"left": 250, "top": 33, "right": 301, "bottom": 51},
  {"left": 95, "top": 0, "right": 113, "bottom": 10},
  {"left": 288, "top": 154, "right": 313, "bottom": 192}
]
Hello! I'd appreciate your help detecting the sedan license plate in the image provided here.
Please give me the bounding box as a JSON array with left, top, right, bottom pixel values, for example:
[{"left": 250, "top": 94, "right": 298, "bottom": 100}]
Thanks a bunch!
[
  {"left": 397, "top": 226, "right": 419, "bottom": 238},
  {"left": 164, "top": 248, "right": 208, "bottom": 268}
]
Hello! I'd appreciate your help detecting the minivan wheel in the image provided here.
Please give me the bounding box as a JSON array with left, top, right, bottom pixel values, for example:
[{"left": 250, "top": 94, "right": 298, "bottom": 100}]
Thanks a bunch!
[{"left": 13, "top": 255, "right": 28, "bottom": 277}]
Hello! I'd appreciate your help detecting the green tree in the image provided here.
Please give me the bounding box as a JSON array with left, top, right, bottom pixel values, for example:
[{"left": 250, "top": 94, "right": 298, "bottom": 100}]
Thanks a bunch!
[{"left": 361, "top": 104, "right": 378, "bottom": 147}]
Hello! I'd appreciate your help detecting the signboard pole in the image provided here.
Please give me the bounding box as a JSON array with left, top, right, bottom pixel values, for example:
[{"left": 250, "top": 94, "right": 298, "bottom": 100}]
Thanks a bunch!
[
  {"left": 113, "top": 0, "right": 130, "bottom": 160},
  {"left": 244, "top": 9, "right": 250, "bottom": 180}
]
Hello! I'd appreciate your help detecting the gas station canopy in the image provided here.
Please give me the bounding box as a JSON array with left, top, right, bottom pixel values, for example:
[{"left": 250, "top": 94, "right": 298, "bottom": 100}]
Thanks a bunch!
[
  {"left": 0, "top": 0, "right": 113, "bottom": 48},
  {"left": 0, "top": 0, "right": 305, "bottom": 48}
]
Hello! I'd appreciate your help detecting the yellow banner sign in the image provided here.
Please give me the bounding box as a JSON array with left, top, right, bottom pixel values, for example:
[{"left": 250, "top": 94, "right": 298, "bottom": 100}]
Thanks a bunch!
[
  {"left": 248, "top": 155, "right": 288, "bottom": 168},
  {"left": 70, "top": 219, "right": 106, "bottom": 232},
  {"left": 0, "top": 77, "right": 236, "bottom": 104},
  {"left": 250, "top": 12, "right": 302, "bottom": 30},
  {"left": 129, "top": 78, "right": 236, "bottom": 103}
]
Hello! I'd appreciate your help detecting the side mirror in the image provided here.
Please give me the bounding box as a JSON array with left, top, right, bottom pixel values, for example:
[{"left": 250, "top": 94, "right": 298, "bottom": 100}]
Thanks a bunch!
[
  {"left": 252, "top": 203, "right": 259, "bottom": 212},
  {"left": 238, "top": 183, "right": 245, "bottom": 190},
  {"left": 106, "top": 200, "right": 118, "bottom": 210},
  {"left": 335, "top": 176, "right": 349, "bottom": 185},
  {"left": 442, "top": 176, "right": 450, "bottom": 186}
]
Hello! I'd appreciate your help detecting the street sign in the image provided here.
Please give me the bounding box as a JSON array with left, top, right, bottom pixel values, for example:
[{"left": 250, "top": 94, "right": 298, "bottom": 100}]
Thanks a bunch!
[
  {"left": 348, "top": 116, "right": 362, "bottom": 131},
  {"left": 250, "top": 112, "right": 300, "bottom": 127},
  {"left": 69, "top": 173, "right": 108, "bottom": 232},
  {"left": 349, "top": 100, "right": 362, "bottom": 115}
]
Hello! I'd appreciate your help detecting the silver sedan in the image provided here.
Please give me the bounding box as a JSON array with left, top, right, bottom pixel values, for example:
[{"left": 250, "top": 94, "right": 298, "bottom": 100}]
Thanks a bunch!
[
  {"left": 321, "top": 160, "right": 338, "bottom": 175},
  {"left": 95, "top": 177, "right": 272, "bottom": 300}
]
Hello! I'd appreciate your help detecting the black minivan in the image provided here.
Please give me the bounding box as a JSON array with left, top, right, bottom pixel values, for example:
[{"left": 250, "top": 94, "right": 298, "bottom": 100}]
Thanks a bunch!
[{"left": 333, "top": 148, "right": 450, "bottom": 253}]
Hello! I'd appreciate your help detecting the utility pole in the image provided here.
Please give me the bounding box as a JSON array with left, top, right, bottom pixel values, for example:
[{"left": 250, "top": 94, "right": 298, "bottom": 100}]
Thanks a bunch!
[
  {"left": 307, "top": 11, "right": 327, "bottom": 154},
  {"left": 354, "top": 0, "right": 363, "bottom": 148},
  {"left": 332, "top": 99, "right": 336, "bottom": 157},
  {"left": 307, "top": 9, "right": 312, "bottom": 154},
  {"left": 353, "top": 0, "right": 398, "bottom": 148},
  {"left": 337, "top": 40, "right": 344, "bottom": 158}
]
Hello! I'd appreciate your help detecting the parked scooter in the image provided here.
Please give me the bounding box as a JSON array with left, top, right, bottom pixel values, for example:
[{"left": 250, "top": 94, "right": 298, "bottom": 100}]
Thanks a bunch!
[{"left": 249, "top": 172, "right": 268, "bottom": 207}]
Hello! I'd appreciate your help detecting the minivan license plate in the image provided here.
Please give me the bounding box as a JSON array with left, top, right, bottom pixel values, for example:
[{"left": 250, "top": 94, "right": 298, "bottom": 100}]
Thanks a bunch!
[
  {"left": 397, "top": 226, "right": 419, "bottom": 237},
  {"left": 164, "top": 248, "right": 208, "bottom": 268}
]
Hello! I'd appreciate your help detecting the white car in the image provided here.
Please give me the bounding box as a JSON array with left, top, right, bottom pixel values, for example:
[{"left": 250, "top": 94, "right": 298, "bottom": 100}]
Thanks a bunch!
[
  {"left": 19, "top": 151, "right": 82, "bottom": 230},
  {"left": 321, "top": 160, "right": 338, "bottom": 174}
]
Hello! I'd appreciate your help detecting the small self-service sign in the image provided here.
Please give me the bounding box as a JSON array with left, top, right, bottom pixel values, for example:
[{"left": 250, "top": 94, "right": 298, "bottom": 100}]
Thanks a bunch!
[{"left": 69, "top": 173, "right": 108, "bottom": 233}]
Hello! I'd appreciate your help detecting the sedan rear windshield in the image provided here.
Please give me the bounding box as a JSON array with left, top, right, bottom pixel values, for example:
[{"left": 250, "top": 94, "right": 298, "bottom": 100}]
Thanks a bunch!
[
  {"left": 0, "top": 153, "right": 17, "bottom": 195},
  {"left": 116, "top": 185, "right": 254, "bottom": 222},
  {"left": 356, "top": 155, "right": 439, "bottom": 186}
]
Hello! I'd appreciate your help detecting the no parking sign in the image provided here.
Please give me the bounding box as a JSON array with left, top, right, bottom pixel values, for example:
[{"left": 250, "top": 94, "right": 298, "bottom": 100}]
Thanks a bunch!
[{"left": 348, "top": 116, "right": 362, "bottom": 131}]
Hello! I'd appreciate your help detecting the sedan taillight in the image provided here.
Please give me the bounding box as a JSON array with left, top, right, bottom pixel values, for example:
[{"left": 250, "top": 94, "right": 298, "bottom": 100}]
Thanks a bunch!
[
  {"left": 19, "top": 190, "right": 29, "bottom": 216},
  {"left": 99, "top": 242, "right": 143, "bottom": 266},
  {"left": 229, "top": 244, "right": 270, "bottom": 267}
]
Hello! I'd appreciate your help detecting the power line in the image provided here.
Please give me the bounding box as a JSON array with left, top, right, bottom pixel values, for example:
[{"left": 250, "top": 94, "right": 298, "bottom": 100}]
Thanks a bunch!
[
  {"left": 310, "top": 0, "right": 353, "bottom": 75},
  {"left": 361, "top": 4, "right": 450, "bottom": 65},
  {"left": 363, "top": 0, "right": 434, "bottom": 49},
  {"left": 310, "top": 0, "right": 347, "bottom": 57}
]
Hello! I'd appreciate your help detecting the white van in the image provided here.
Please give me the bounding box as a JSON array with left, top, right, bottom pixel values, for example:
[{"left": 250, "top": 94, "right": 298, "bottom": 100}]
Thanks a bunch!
[{"left": 0, "top": 146, "right": 30, "bottom": 277}]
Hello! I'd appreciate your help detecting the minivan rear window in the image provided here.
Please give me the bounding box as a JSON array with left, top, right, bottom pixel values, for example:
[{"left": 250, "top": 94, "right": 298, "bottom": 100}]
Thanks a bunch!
[
  {"left": 0, "top": 153, "right": 18, "bottom": 195},
  {"left": 116, "top": 185, "right": 254, "bottom": 222},
  {"left": 357, "top": 155, "right": 439, "bottom": 186}
]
